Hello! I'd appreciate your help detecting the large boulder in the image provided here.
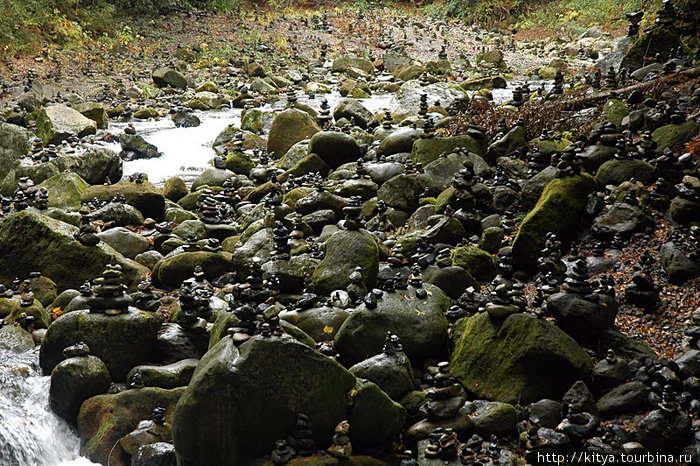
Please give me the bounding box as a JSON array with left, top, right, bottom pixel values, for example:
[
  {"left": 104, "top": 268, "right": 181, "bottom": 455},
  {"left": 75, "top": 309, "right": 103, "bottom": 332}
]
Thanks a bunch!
[
  {"left": 49, "top": 353, "right": 111, "bottom": 425},
  {"left": 152, "top": 251, "right": 232, "bottom": 289},
  {"left": 308, "top": 131, "right": 361, "bottom": 168},
  {"left": 173, "top": 335, "right": 404, "bottom": 464},
  {"left": 595, "top": 159, "right": 654, "bottom": 186},
  {"left": 36, "top": 172, "right": 88, "bottom": 209},
  {"left": 152, "top": 67, "right": 187, "bottom": 89},
  {"left": 377, "top": 173, "right": 425, "bottom": 212},
  {"left": 267, "top": 109, "right": 321, "bottom": 159},
  {"left": 591, "top": 203, "right": 654, "bottom": 239},
  {"left": 377, "top": 127, "right": 422, "bottom": 156},
  {"left": 546, "top": 292, "right": 618, "bottom": 342},
  {"left": 392, "top": 80, "right": 468, "bottom": 115},
  {"left": 78, "top": 387, "right": 185, "bottom": 466},
  {"left": 97, "top": 227, "right": 151, "bottom": 259},
  {"left": 450, "top": 312, "right": 593, "bottom": 404},
  {"left": 0, "top": 210, "right": 148, "bottom": 290},
  {"left": 332, "top": 56, "right": 375, "bottom": 74},
  {"left": 0, "top": 325, "right": 35, "bottom": 352},
  {"left": 451, "top": 246, "right": 498, "bottom": 282},
  {"left": 349, "top": 351, "right": 414, "bottom": 400},
  {"left": 512, "top": 175, "right": 596, "bottom": 272},
  {"left": 334, "top": 284, "right": 450, "bottom": 365},
  {"left": 485, "top": 126, "right": 527, "bottom": 164},
  {"left": 311, "top": 229, "right": 379, "bottom": 295},
  {"left": 652, "top": 121, "right": 700, "bottom": 154},
  {"left": 120, "top": 134, "right": 162, "bottom": 160},
  {"left": 36, "top": 105, "right": 97, "bottom": 144},
  {"left": 620, "top": 26, "right": 682, "bottom": 71},
  {"left": 126, "top": 359, "right": 199, "bottom": 389},
  {"left": 73, "top": 102, "right": 108, "bottom": 129},
  {"left": 333, "top": 99, "right": 379, "bottom": 130},
  {"left": 82, "top": 181, "right": 165, "bottom": 219},
  {"left": 53, "top": 145, "right": 123, "bottom": 185},
  {"left": 40, "top": 309, "right": 161, "bottom": 381},
  {"left": 411, "top": 135, "right": 487, "bottom": 165}
]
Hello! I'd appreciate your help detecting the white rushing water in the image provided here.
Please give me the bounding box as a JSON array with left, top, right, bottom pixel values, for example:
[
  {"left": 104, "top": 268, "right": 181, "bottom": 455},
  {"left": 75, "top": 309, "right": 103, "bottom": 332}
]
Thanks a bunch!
[{"left": 0, "top": 347, "right": 99, "bottom": 466}]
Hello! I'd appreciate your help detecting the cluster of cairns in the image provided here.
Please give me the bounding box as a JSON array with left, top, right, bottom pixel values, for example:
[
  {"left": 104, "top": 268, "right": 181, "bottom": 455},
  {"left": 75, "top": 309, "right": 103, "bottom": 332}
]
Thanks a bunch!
[{"left": 1, "top": 2, "right": 700, "bottom": 466}]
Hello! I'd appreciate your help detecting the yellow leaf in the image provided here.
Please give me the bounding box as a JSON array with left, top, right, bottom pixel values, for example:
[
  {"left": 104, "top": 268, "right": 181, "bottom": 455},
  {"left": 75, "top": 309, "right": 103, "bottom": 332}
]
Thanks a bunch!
[
  {"left": 414, "top": 308, "right": 423, "bottom": 316},
  {"left": 323, "top": 325, "right": 334, "bottom": 334}
]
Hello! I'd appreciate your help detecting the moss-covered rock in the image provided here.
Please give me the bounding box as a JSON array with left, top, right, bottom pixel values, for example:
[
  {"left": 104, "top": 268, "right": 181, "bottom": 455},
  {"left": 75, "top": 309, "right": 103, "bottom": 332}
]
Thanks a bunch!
[
  {"left": 73, "top": 102, "right": 108, "bottom": 129},
  {"left": 460, "top": 75, "right": 507, "bottom": 91},
  {"left": 312, "top": 229, "right": 378, "bottom": 295},
  {"left": 78, "top": 387, "right": 185, "bottom": 466},
  {"left": 596, "top": 159, "right": 654, "bottom": 186},
  {"left": 334, "top": 284, "right": 449, "bottom": 365},
  {"left": 376, "top": 127, "right": 422, "bottom": 157},
  {"left": 0, "top": 297, "right": 51, "bottom": 328},
  {"left": 241, "top": 108, "right": 275, "bottom": 134},
  {"left": 0, "top": 325, "right": 35, "bottom": 352},
  {"left": 224, "top": 151, "right": 255, "bottom": 176},
  {"left": 152, "top": 251, "right": 232, "bottom": 289},
  {"left": 0, "top": 210, "right": 148, "bottom": 291},
  {"left": 280, "top": 153, "right": 330, "bottom": 182},
  {"left": 279, "top": 306, "right": 350, "bottom": 344},
  {"left": 52, "top": 145, "right": 123, "bottom": 185},
  {"left": 333, "top": 98, "right": 379, "bottom": 130},
  {"left": 173, "top": 336, "right": 363, "bottom": 464},
  {"left": 620, "top": 26, "right": 682, "bottom": 71},
  {"left": 50, "top": 354, "right": 111, "bottom": 425},
  {"left": 652, "top": 121, "right": 700, "bottom": 154},
  {"left": 601, "top": 99, "right": 629, "bottom": 130},
  {"left": 332, "top": 56, "right": 375, "bottom": 74},
  {"left": 512, "top": 175, "right": 596, "bottom": 272},
  {"left": 152, "top": 67, "right": 187, "bottom": 89},
  {"left": 485, "top": 126, "right": 527, "bottom": 164},
  {"left": 451, "top": 246, "right": 498, "bottom": 282},
  {"left": 40, "top": 309, "right": 161, "bottom": 381},
  {"left": 308, "top": 131, "right": 361, "bottom": 169},
  {"left": 450, "top": 312, "right": 592, "bottom": 404},
  {"left": 163, "top": 176, "right": 188, "bottom": 202},
  {"left": 532, "top": 137, "right": 572, "bottom": 157},
  {"left": 377, "top": 173, "right": 425, "bottom": 212},
  {"left": 349, "top": 379, "right": 407, "bottom": 450},
  {"left": 37, "top": 172, "right": 88, "bottom": 209},
  {"left": 267, "top": 109, "right": 321, "bottom": 159},
  {"left": 393, "top": 63, "right": 426, "bottom": 81},
  {"left": 411, "top": 135, "right": 487, "bottom": 165},
  {"left": 82, "top": 181, "right": 165, "bottom": 219},
  {"left": 126, "top": 359, "right": 199, "bottom": 389},
  {"left": 36, "top": 105, "right": 97, "bottom": 144}
]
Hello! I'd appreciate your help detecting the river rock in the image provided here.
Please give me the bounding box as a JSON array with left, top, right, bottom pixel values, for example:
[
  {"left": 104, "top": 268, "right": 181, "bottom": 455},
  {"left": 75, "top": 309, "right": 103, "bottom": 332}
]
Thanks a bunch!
[
  {"left": 162, "top": 177, "right": 188, "bottom": 202},
  {"left": 82, "top": 181, "right": 165, "bottom": 219},
  {"left": 591, "top": 203, "right": 653, "bottom": 239},
  {"left": 0, "top": 210, "right": 148, "bottom": 290},
  {"left": 377, "top": 173, "right": 425, "bottom": 212},
  {"left": 40, "top": 309, "right": 161, "bottom": 380},
  {"left": 78, "top": 387, "right": 184, "bottom": 466},
  {"left": 152, "top": 67, "right": 187, "bottom": 89},
  {"left": 332, "top": 56, "right": 375, "bottom": 74},
  {"left": 308, "top": 131, "right": 361, "bottom": 169},
  {"left": 191, "top": 167, "right": 235, "bottom": 191},
  {"left": 529, "top": 399, "right": 562, "bottom": 428},
  {"left": 450, "top": 312, "right": 592, "bottom": 404},
  {"left": 49, "top": 354, "right": 111, "bottom": 425},
  {"left": 131, "top": 442, "right": 177, "bottom": 466},
  {"left": 658, "top": 241, "right": 700, "bottom": 285},
  {"left": 267, "top": 109, "right": 321, "bottom": 159},
  {"left": 120, "top": 134, "right": 162, "bottom": 160},
  {"left": 349, "top": 351, "right": 414, "bottom": 400},
  {"left": 88, "top": 202, "right": 145, "bottom": 227},
  {"left": 279, "top": 306, "right": 350, "bottom": 342},
  {"left": 333, "top": 98, "right": 379, "bottom": 130},
  {"left": 53, "top": 145, "right": 123, "bottom": 185},
  {"left": 595, "top": 159, "right": 654, "bottom": 186},
  {"left": 98, "top": 227, "right": 151, "bottom": 259},
  {"left": 36, "top": 172, "right": 88, "bottom": 209},
  {"left": 546, "top": 292, "right": 618, "bottom": 342},
  {"left": 36, "top": 104, "right": 97, "bottom": 144},
  {"left": 392, "top": 80, "right": 468, "bottom": 115},
  {"left": 0, "top": 325, "right": 35, "bottom": 352},
  {"left": 596, "top": 381, "right": 648, "bottom": 416},
  {"left": 126, "top": 359, "right": 199, "bottom": 389},
  {"left": 468, "top": 401, "right": 518, "bottom": 436},
  {"left": 73, "top": 102, "right": 108, "bottom": 129},
  {"left": 652, "top": 121, "right": 700, "bottom": 154},
  {"left": 334, "top": 284, "right": 449, "bottom": 365},
  {"left": 512, "top": 175, "right": 595, "bottom": 272},
  {"left": 376, "top": 127, "right": 422, "bottom": 156},
  {"left": 422, "top": 265, "right": 478, "bottom": 299},
  {"left": 411, "top": 135, "right": 487, "bottom": 165},
  {"left": 451, "top": 246, "right": 498, "bottom": 282},
  {"left": 0, "top": 297, "right": 51, "bottom": 328},
  {"left": 152, "top": 251, "right": 232, "bottom": 289},
  {"left": 485, "top": 126, "right": 527, "bottom": 163},
  {"left": 311, "top": 229, "right": 379, "bottom": 295},
  {"left": 172, "top": 335, "right": 403, "bottom": 464}
]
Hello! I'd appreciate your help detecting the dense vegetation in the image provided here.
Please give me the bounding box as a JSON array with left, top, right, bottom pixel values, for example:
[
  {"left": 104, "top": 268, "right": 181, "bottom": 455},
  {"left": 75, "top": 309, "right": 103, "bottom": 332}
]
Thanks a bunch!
[{"left": 0, "top": 0, "right": 697, "bottom": 58}]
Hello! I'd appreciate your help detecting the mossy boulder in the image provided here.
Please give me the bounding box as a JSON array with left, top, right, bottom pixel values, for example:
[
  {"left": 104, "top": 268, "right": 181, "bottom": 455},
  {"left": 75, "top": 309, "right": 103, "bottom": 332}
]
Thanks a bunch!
[
  {"left": 512, "top": 175, "right": 596, "bottom": 272},
  {"left": 0, "top": 122, "right": 31, "bottom": 161},
  {"left": 279, "top": 306, "right": 350, "bottom": 343},
  {"left": 152, "top": 251, "right": 232, "bottom": 289},
  {"left": 349, "top": 379, "right": 407, "bottom": 450},
  {"left": 601, "top": 99, "right": 629, "bottom": 130},
  {"left": 620, "top": 26, "right": 682, "bottom": 71},
  {"left": 224, "top": 151, "right": 255, "bottom": 176},
  {"left": 0, "top": 210, "right": 148, "bottom": 291},
  {"left": 451, "top": 246, "right": 498, "bottom": 282},
  {"left": 173, "top": 335, "right": 402, "bottom": 464},
  {"left": 411, "top": 135, "right": 487, "bottom": 165},
  {"left": 36, "top": 105, "right": 97, "bottom": 144},
  {"left": 40, "top": 309, "right": 161, "bottom": 381},
  {"left": 120, "top": 133, "right": 162, "bottom": 159},
  {"left": 73, "top": 102, "right": 108, "bottom": 129},
  {"left": 163, "top": 177, "right": 188, "bottom": 202},
  {"left": 521, "top": 166, "right": 560, "bottom": 209},
  {"left": 596, "top": 159, "right": 654, "bottom": 186},
  {"left": 37, "top": 172, "right": 88, "bottom": 209},
  {"left": 78, "top": 387, "right": 185, "bottom": 466},
  {"left": 532, "top": 137, "right": 572, "bottom": 157},
  {"left": 152, "top": 67, "right": 187, "bottom": 89},
  {"left": 485, "top": 126, "right": 527, "bottom": 164},
  {"left": 308, "top": 131, "right": 361, "bottom": 169},
  {"left": 333, "top": 98, "right": 379, "bottom": 130},
  {"left": 450, "top": 312, "right": 593, "bottom": 404},
  {"left": 52, "top": 145, "right": 123, "bottom": 185},
  {"left": 0, "top": 297, "right": 51, "bottom": 328},
  {"left": 393, "top": 64, "right": 426, "bottom": 81},
  {"left": 334, "top": 284, "right": 450, "bottom": 365},
  {"left": 241, "top": 108, "right": 275, "bottom": 134},
  {"left": 349, "top": 351, "right": 414, "bottom": 401},
  {"left": 82, "top": 181, "right": 165, "bottom": 219},
  {"left": 460, "top": 75, "right": 507, "bottom": 91},
  {"left": 0, "top": 325, "right": 35, "bottom": 352},
  {"left": 49, "top": 354, "right": 111, "bottom": 425},
  {"left": 376, "top": 127, "right": 423, "bottom": 157},
  {"left": 332, "top": 56, "right": 375, "bottom": 74},
  {"left": 267, "top": 109, "right": 321, "bottom": 159},
  {"left": 652, "top": 121, "right": 700, "bottom": 154},
  {"left": 377, "top": 173, "right": 425, "bottom": 212},
  {"left": 280, "top": 153, "right": 330, "bottom": 181},
  {"left": 126, "top": 359, "right": 199, "bottom": 389},
  {"left": 312, "top": 229, "right": 379, "bottom": 295}
]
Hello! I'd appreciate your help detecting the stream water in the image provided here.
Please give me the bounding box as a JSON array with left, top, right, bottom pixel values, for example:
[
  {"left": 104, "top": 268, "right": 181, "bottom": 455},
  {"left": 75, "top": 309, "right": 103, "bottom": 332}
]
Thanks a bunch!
[{"left": 0, "top": 346, "right": 99, "bottom": 466}]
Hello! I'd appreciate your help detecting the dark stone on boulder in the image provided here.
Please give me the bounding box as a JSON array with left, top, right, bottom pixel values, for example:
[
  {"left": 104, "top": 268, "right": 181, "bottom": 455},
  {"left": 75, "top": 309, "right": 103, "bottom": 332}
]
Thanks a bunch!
[
  {"left": 308, "top": 131, "right": 361, "bottom": 169},
  {"left": 333, "top": 98, "right": 379, "bottom": 130},
  {"left": 546, "top": 292, "right": 618, "bottom": 342}
]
